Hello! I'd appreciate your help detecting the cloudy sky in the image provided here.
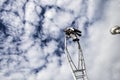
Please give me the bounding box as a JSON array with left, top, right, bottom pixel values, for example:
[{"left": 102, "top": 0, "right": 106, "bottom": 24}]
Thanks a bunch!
[{"left": 0, "top": 0, "right": 120, "bottom": 80}]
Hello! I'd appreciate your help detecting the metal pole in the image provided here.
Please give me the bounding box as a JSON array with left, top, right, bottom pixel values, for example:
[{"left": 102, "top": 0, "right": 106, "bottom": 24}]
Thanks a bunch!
[{"left": 64, "top": 35, "right": 89, "bottom": 80}]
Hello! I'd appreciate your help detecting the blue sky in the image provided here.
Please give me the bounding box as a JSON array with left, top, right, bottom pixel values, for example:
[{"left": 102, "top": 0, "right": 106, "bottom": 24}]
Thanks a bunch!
[{"left": 0, "top": 0, "right": 120, "bottom": 80}]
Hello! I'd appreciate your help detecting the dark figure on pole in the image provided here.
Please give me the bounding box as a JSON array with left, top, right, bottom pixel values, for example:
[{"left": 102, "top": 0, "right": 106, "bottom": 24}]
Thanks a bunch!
[{"left": 64, "top": 27, "right": 82, "bottom": 41}]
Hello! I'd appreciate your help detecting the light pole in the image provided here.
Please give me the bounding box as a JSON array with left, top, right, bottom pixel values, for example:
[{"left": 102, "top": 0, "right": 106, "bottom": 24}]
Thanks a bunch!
[
  {"left": 110, "top": 25, "right": 120, "bottom": 35},
  {"left": 64, "top": 27, "right": 88, "bottom": 80}
]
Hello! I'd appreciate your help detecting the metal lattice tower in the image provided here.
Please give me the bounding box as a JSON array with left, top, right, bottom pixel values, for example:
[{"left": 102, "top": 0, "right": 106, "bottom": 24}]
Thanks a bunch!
[{"left": 64, "top": 29, "right": 88, "bottom": 80}]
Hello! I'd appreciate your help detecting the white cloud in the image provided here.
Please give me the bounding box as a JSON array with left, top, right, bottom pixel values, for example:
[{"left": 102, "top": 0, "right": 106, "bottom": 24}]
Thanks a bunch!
[
  {"left": 0, "top": 0, "right": 120, "bottom": 80},
  {"left": 25, "top": 1, "right": 40, "bottom": 25},
  {"left": 40, "top": 0, "right": 56, "bottom": 6},
  {"left": 53, "top": 11, "right": 74, "bottom": 27},
  {"left": 86, "top": 0, "right": 120, "bottom": 80},
  {"left": 45, "top": 8, "right": 56, "bottom": 19}
]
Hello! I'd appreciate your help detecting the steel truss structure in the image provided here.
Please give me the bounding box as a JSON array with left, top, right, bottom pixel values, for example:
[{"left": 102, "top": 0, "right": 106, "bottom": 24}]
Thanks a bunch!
[{"left": 64, "top": 35, "right": 88, "bottom": 80}]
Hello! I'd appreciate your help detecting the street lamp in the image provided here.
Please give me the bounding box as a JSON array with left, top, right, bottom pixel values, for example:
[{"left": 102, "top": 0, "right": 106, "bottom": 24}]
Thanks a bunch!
[{"left": 110, "top": 25, "right": 120, "bottom": 35}]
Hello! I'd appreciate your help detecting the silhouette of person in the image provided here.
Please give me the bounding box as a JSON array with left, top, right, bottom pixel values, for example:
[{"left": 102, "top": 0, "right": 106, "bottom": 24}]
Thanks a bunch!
[{"left": 64, "top": 27, "right": 81, "bottom": 41}]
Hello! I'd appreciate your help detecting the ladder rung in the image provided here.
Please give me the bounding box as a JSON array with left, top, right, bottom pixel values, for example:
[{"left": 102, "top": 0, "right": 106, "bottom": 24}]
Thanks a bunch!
[
  {"left": 75, "top": 75, "right": 85, "bottom": 79},
  {"left": 73, "top": 69, "right": 85, "bottom": 72}
]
